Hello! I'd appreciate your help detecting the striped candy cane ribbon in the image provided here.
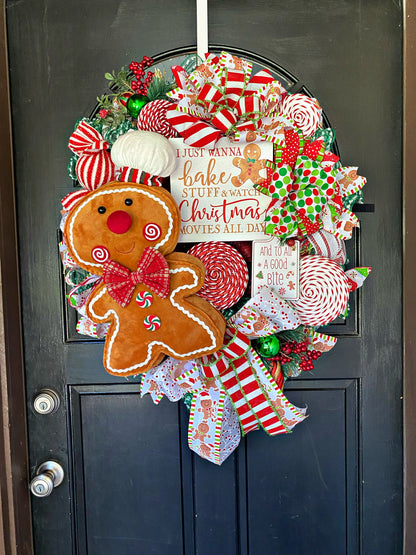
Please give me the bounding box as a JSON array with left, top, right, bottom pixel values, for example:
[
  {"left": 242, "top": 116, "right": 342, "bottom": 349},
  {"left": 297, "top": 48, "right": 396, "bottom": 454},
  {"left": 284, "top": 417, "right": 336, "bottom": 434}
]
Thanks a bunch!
[
  {"left": 117, "top": 167, "right": 163, "bottom": 186},
  {"left": 200, "top": 327, "right": 306, "bottom": 436}
]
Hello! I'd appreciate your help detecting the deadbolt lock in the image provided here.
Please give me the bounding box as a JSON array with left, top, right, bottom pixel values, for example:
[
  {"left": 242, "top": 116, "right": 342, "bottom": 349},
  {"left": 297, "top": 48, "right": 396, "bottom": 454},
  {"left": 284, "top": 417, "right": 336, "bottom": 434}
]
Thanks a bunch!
[{"left": 33, "top": 389, "right": 60, "bottom": 415}]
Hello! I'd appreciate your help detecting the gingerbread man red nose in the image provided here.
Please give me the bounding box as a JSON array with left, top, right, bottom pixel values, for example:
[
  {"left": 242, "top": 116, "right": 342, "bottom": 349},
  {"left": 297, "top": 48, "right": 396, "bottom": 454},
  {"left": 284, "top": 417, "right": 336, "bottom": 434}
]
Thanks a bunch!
[{"left": 106, "top": 210, "right": 132, "bottom": 234}]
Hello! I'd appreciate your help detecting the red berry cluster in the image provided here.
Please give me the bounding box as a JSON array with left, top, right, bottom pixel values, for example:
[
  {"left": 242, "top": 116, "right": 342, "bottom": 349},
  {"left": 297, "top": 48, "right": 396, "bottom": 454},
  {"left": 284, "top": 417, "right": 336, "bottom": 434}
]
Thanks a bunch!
[
  {"left": 273, "top": 340, "right": 321, "bottom": 372},
  {"left": 129, "top": 56, "right": 154, "bottom": 95}
]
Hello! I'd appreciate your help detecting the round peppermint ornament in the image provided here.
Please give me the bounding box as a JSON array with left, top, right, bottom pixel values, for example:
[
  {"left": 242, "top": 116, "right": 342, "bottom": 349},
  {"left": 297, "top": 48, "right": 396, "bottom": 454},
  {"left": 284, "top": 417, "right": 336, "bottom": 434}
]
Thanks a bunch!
[
  {"left": 137, "top": 99, "right": 178, "bottom": 138},
  {"left": 136, "top": 291, "right": 153, "bottom": 308},
  {"left": 188, "top": 242, "right": 249, "bottom": 310},
  {"left": 289, "top": 255, "right": 350, "bottom": 326},
  {"left": 143, "top": 315, "right": 161, "bottom": 331},
  {"left": 279, "top": 93, "right": 322, "bottom": 137}
]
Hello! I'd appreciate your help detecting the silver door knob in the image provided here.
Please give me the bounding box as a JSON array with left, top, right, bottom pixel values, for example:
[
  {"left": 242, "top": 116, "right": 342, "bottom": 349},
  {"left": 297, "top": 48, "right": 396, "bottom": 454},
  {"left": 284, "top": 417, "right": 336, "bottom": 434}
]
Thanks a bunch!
[
  {"left": 33, "top": 389, "right": 60, "bottom": 414},
  {"left": 30, "top": 461, "right": 64, "bottom": 498}
]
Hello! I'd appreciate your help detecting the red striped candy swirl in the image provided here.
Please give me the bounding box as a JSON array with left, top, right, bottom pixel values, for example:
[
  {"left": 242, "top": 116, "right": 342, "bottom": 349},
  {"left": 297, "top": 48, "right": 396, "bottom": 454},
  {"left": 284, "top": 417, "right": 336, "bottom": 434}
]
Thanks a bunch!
[
  {"left": 188, "top": 242, "right": 249, "bottom": 310},
  {"left": 143, "top": 223, "right": 162, "bottom": 242},
  {"left": 289, "top": 255, "right": 350, "bottom": 326},
  {"left": 137, "top": 100, "right": 178, "bottom": 139},
  {"left": 91, "top": 245, "right": 110, "bottom": 264},
  {"left": 279, "top": 93, "right": 322, "bottom": 137}
]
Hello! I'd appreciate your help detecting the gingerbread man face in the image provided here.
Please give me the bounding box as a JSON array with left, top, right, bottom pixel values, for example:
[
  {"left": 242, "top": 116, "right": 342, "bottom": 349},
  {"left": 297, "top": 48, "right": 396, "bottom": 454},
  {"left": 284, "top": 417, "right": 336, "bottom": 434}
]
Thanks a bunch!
[
  {"left": 65, "top": 182, "right": 179, "bottom": 274},
  {"left": 64, "top": 181, "right": 225, "bottom": 376},
  {"left": 243, "top": 143, "right": 261, "bottom": 162}
]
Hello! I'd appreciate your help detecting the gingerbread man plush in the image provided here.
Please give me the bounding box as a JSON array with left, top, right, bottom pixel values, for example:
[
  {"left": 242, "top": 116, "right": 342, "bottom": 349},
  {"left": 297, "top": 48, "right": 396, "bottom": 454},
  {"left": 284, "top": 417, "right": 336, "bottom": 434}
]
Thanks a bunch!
[
  {"left": 64, "top": 181, "right": 226, "bottom": 376},
  {"left": 232, "top": 143, "right": 267, "bottom": 187}
]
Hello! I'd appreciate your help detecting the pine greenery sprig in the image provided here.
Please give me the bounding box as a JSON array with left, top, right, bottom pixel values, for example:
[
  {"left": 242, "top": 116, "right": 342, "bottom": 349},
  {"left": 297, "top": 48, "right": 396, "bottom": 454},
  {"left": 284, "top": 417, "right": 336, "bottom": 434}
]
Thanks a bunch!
[
  {"left": 146, "top": 69, "right": 175, "bottom": 101},
  {"left": 104, "top": 66, "right": 134, "bottom": 94}
]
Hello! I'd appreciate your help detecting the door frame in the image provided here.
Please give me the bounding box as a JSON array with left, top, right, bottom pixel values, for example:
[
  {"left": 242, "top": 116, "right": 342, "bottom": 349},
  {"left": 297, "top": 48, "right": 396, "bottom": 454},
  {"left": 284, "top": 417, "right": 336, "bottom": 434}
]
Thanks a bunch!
[
  {"left": 0, "top": 1, "right": 413, "bottom": 553},
  {"left": 403, "top": 1, "right": 416, "bottom": 553},
  {"left": 0, "top": 1, "right": 32, "bottom": 553}
]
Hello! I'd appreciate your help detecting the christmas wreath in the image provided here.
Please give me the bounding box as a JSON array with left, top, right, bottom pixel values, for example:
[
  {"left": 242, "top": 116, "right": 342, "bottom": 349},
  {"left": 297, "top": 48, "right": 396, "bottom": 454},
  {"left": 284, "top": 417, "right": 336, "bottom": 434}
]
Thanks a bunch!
[{"left": 60, "top": 51, "right": 370, "bottom": 465}]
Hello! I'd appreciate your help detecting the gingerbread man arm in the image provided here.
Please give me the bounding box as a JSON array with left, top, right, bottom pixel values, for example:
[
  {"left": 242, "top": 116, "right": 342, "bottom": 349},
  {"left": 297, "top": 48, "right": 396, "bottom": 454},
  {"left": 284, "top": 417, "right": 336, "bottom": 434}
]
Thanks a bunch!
[
  {"left": 86, "top": 282, "right": 118, "bottom": 323},
  {"left": 165, "top": 252, "right": 205, "bottom": 293},
  {"left": 233, "top": 157, "right": 244, "bottom": 170},
  {"left": 232, "top": 157, "right": 247, "bottom": 187}
]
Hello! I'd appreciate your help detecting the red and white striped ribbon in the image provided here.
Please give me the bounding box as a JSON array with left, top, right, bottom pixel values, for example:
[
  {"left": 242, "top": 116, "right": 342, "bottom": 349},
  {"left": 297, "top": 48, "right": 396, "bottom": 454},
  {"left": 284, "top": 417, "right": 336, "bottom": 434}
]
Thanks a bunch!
[
  {"left": 68, "top": 120, "right": 110, "bottom": 155},
  {"left": 118, "top": 167, "right": 162, "bottom": 186},
  {"left": 166, "top": 107, "right": 222, "bottom": 149},
  {"left": 61, "top": 189, "right": 89, "bottom": 211},
  {"left": 201, "top": 327, "right": 299, "bottom": 436}
]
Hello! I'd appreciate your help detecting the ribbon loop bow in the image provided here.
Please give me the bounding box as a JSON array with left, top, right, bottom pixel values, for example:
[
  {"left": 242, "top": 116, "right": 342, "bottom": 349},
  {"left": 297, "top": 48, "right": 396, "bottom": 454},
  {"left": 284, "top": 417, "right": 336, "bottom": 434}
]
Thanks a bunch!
[
  {"left": 166, "top": 51, "right": 288, "bottom": 149},
  {"left": 103, "top": 247, "right": 170, "bottom": 307}
]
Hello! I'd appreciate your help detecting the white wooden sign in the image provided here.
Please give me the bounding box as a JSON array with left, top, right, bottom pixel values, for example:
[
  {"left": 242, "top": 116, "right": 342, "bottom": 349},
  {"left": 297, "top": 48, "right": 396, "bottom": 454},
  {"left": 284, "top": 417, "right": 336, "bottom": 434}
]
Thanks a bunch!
[
  {"left": 169, "top": 137, "right": 273, "bottom": 243},
  {"left": 252, "top": 237, "right": 300, "bottom": 299}
]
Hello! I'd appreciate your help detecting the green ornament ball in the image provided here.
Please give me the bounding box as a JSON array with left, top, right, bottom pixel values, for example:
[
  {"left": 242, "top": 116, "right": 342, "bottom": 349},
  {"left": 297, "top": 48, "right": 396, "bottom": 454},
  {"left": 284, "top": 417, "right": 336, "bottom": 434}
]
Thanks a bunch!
[
  {"left": 257, "top": 335, "right": 280, "bottom": 358},
  {"left": 126, "top": 94, "right": 149, "bottom": 117}
]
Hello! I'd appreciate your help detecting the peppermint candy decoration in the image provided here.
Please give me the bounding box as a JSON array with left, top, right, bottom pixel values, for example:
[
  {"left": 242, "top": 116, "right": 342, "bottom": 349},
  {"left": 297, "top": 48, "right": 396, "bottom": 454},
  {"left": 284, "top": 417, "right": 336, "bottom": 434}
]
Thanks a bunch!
[
  {"left": 143, "top": 223, "right": 162, "bottom": 242},
  {"left": 279, "top": 94, "right": 322, "bottom": 137},
  {"left": 188, "top": 242, "right": 249, "bottom": 310},
  {"left": 75, "top": 151, "right": 115, "bottom": 191},
  {"left": 136, "top": 291, "right": 153, "bottom": 308},
  {"left": 91, "top": 245, "right": 110, "bottom": 263},
  {"left": 289, "top": 255, "right": 350, "bottom": 326},
  {"left": 137, "top": 100, "right": 178, "bottom": 138},
  {"left": 68, "top": 120, "right": 115, "bottom": 191},
  {"left": 144, "top": 315, "right": 161, "bottom": 331}
]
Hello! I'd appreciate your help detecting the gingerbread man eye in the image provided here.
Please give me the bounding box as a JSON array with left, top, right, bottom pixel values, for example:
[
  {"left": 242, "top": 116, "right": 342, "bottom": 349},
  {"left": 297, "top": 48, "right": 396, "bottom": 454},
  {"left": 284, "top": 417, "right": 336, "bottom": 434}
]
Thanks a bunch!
[
  {"left": 124, "top": 198, "right": 133, "bottom": 206},
  {"left": 98, "top": 206, "right": 106, "bottom": 214},
  {"left": 143, "top": 223, "right": 162, "bottom": 241}
]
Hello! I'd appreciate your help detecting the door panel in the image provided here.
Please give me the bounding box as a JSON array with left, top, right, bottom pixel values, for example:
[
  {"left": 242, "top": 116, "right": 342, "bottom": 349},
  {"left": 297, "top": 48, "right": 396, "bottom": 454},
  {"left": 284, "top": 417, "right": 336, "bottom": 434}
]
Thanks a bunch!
[{"left": 6, "top": 0, "right": 402, "bottom": 553}]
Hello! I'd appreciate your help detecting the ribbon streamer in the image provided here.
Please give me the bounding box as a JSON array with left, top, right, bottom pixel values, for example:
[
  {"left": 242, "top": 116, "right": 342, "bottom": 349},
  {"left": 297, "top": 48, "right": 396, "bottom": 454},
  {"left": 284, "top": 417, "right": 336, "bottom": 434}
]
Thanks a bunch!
[
  {"left": 141, "top": 358, "right": 241, "bottom": 464},
  {"left": 199, "top": 327, "right": 306, "bottom": 436},
  {"left": 141, "top": 324, "right": 307, "bottom": 464}
]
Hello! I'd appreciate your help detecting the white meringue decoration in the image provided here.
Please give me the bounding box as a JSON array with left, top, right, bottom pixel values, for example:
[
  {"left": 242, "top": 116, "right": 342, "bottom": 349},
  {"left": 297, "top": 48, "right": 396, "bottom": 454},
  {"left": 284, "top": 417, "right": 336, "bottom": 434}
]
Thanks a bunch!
[{"left": 111, "top": 130, "right": 177, "bottom": 177}]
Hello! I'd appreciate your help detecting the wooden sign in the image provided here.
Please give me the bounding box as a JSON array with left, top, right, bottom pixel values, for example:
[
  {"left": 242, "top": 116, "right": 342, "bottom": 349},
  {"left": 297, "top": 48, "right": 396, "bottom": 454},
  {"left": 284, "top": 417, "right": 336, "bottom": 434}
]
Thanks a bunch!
[
  {"left": 252, "top": 237, "right": 300, "bottom": 299},
  {"left": 169, "top": 137, "right": 273, "bottom": 243}
]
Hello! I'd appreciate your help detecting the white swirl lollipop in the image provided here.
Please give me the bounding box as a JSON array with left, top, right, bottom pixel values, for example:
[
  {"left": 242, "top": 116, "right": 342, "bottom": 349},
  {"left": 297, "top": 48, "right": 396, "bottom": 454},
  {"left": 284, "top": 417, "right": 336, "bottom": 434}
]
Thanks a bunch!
[
  {"left": 279, "top": 93, "right": 322, "bottom": 137},
  {"left": 289, "top": 255, "right": 350, "bottom": 326}
]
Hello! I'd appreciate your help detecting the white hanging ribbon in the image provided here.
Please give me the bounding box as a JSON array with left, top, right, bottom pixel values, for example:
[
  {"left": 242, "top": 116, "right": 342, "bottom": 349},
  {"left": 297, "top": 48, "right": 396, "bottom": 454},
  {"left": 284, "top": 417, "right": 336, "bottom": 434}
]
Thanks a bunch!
[{"left": 196, "top": 0, "right": 208, "bottom": 59}]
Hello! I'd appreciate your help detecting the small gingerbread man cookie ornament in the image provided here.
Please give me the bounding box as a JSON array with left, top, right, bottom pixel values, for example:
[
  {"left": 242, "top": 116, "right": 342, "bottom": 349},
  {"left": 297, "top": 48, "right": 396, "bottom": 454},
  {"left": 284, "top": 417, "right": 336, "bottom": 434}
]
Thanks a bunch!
[{"left": 232, "top": 143, "right": 267, "bottom": 187}]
